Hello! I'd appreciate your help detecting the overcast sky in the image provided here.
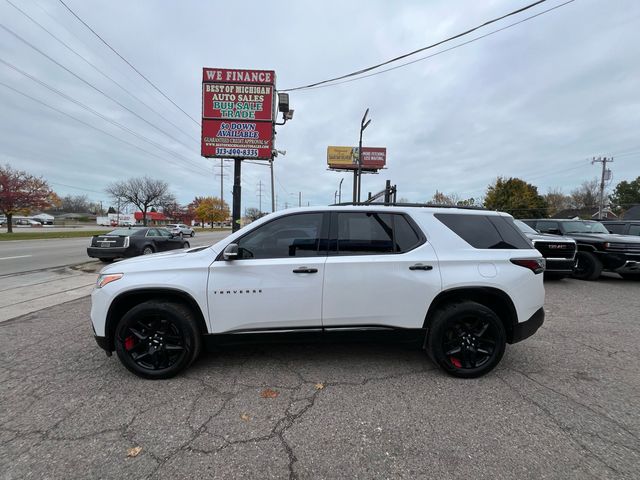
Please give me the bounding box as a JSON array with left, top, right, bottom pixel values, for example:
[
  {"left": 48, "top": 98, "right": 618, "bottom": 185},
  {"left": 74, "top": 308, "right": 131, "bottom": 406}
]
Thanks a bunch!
[{"left": 1, "top": 0, "right": 639, "bottom": 212}]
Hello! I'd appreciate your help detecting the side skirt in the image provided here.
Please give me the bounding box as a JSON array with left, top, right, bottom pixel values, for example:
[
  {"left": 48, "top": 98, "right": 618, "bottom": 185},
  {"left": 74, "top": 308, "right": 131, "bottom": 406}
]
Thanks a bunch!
[{"left": 202, "top": 326, "right": 426, "bottom": 351}]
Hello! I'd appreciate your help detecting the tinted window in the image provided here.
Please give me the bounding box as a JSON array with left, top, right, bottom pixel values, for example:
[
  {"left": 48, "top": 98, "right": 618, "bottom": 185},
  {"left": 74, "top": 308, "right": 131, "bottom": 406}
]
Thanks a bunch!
[
  {"left": 536, "top": 221, "right": 559, "bottom": 233},
  {"left": 236, "top": 213, "right": 324, "bottom": 259},
  {"left": 489, "top": 216, "right": 532, "bottom": 249},
  {"left": 435, "top": 214, "right": 531, "bottom": 249},
  {"left": 394, "top": 215, "right": 422, "bottom": 251},
  {"left": 157, "top": 228, "right": 173, "bottom": 238},
  {"left": 628, "top": 225, "right": 640, "bottom": 236},
  {"left": 603, "top": 223, "right": 624, "bottom": 234},
  {"left": 336, "top": 212, "right": 394, "bottom": 255},
  {"left": 146, "top": 229, "right": 159, "bottom": 237}
]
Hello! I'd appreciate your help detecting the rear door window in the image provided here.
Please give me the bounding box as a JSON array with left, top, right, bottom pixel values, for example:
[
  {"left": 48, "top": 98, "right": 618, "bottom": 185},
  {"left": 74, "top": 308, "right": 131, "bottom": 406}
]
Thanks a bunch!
[
  {"left": 628, "top": 225, "right": 640, "bottom": 236},
  {"left": 331, "top": 212, "right": 423, "bottom": 255},
  {"left": 604, "top": 223, "right": 625, "bottom": 234}
]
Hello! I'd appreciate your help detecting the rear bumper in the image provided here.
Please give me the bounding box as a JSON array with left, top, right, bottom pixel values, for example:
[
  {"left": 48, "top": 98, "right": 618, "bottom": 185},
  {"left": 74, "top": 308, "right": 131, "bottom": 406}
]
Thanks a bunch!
[
  {"left": 511, "top": 307, "right": 544, "bottom": 344},
  {"left": 87, "top": 247, "right": 129, "bottom": 259}
]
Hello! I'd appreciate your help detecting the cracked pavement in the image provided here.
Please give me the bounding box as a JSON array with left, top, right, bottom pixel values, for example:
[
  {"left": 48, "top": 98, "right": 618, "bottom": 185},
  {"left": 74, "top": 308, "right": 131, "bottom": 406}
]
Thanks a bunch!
[{"left": 1, "top": 275, "right": 639, "bottom": 479}]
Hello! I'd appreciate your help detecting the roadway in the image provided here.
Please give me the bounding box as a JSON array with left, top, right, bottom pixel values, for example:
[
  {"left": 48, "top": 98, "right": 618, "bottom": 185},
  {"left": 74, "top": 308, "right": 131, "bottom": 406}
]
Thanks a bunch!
[{"left": 0, "top": 230, "right": 230, "bottom": 276}]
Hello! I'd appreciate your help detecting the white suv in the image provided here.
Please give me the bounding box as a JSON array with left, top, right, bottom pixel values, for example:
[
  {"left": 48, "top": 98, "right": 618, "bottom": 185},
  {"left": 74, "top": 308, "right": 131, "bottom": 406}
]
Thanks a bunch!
[
  {"left": 166, "top": 223, "right": 195, "bottom": 237},
  {"left": 91, "top": 206, "right": 545, "bottom": 379}
]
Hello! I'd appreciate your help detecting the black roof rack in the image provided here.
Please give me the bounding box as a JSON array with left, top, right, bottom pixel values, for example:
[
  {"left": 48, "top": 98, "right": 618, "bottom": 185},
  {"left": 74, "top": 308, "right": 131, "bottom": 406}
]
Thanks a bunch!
[{"left": 330, "top": 202, "right": 488, "bottom": 211}]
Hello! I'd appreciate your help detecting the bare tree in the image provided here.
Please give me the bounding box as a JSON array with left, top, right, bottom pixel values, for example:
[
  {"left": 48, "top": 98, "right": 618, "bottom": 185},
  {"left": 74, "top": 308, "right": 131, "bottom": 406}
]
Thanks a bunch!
[
  {"left": 106, "top": 177, "right": 172, "bottom": 226},
  {"left": 569, "top": 179, "right": 600, "bottom": 209},
  {"left": 544, "top": 187, "right": 571, "bottom": 216}
]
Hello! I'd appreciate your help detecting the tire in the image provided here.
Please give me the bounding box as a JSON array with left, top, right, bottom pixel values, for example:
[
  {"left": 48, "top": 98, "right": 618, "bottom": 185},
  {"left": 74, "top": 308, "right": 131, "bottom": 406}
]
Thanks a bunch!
[
  {"left": 190, "top": 231, "right": 195, "bottom": 237},
  {"left": 572, "top": 251, "right": 602, "bottom": 281},
  {"left": 99, "top": 258, "right": 113, "bottom": 263},
  {"left": 142, "top": 246, "right": 154, "bottom": 255},
  {"left": 114, "top": 301, "right": 202, "bottom": 379},
  {"left": 619, "top": 273, "right": 640, "bottom": 280},
  {"left": 426, "top": 301, "right": 506, "bottom": 378},
  {"left": 183, "top": 242, "right": 190, "bottom": 248}
]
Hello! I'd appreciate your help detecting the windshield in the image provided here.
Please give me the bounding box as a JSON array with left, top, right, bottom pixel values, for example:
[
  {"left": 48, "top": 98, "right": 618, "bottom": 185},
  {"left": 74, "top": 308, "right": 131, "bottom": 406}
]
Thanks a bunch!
[
  {"left": 106, "top": 228, "right": 143, "bottom": 236},
  {"left": 514, "top": 220, "right": 537, "bottom": 234},
  {"left": 563, "top": 221, "right": 609, "bottom": 234}
]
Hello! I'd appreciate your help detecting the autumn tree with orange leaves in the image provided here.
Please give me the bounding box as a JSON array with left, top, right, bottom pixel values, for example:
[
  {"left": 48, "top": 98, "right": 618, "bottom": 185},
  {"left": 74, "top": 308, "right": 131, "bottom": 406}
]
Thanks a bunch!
[{"left": 0, "top": 164, "right": 55, "bottom": 233}]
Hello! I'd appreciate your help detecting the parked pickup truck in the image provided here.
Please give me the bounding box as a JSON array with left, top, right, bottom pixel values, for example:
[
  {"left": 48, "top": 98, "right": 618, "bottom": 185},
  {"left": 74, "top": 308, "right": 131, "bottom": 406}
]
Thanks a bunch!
[{"left": 522, "top": 219, "right": 640, "bottom": 280}]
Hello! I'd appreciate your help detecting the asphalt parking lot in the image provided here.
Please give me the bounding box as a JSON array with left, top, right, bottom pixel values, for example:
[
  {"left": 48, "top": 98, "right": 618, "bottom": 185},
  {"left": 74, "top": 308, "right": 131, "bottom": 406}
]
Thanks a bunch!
[{"left": 1, "top": 276, "right": 639, "bottom": 479}]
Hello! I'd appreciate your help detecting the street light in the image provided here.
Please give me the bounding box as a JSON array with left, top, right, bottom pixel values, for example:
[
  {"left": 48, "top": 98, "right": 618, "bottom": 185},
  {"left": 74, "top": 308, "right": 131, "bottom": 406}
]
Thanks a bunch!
[{"left": 356, "top": 108, "right": 371, "bottom": 203}]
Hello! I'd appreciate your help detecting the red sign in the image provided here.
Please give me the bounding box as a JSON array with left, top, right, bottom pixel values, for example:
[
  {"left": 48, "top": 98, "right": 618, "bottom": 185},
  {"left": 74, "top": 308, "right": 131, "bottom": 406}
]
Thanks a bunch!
[
  {"left": 201, "top": 120, "right": 273, "bottom": 159},
  {"left": 202, "top": 67, "right": 275, "bottom": 160},
  {"left": 203, "top": 83, "right": 274, "bottom": 121}
]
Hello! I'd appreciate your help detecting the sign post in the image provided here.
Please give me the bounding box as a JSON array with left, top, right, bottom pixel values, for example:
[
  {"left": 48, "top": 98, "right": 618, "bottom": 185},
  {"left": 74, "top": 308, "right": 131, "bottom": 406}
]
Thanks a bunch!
[{"left": 201, "top": 68, "right": 276, "bottom": 232}]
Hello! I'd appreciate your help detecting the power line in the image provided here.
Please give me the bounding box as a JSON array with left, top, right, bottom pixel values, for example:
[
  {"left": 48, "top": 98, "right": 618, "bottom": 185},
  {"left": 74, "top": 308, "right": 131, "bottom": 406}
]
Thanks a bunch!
[
  {"left": 0, "top": 23, "right": 199, "bottom": 153},
  {"left": 295, "top": 0, "right": 575, "bottom": 92},
  {"left": 56, "top": 0, "right": 200, "bottom": 126},
  {"left": 3, "top": 0, "right": 199, "bottom": 143},
  {"left": 0, "top": 79, "right": 207, "bottom": 177},
  {"left": 0, "top": 58, "right": 209, "bottom": 174},
  {"left": 281, "top": 0, "right": 555, "bottom": 91}
]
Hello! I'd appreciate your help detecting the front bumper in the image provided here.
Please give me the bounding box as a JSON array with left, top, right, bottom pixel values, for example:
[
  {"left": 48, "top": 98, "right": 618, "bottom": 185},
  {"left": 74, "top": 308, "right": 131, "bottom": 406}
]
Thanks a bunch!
[
  {"left": 545, "top": 258, "right": 576, "bottom": 274},
  {"left": 94, "top": 335, "right": 112, "bottom": 355},
  {"left": 511, "top": 307, "right": 544, "bottom": 344},
  {"left": 614, "top": 260, "right": 640, "bottom": 274}
]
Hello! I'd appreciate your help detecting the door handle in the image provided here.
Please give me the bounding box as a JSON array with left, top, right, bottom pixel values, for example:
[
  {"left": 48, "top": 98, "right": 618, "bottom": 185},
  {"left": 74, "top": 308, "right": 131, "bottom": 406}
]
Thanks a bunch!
[
  {"left": 293, "top": 267, "right": 318, "bottom": 274},
  {"left": 409, "top": 264, "right": 433, "bottom": 271}
]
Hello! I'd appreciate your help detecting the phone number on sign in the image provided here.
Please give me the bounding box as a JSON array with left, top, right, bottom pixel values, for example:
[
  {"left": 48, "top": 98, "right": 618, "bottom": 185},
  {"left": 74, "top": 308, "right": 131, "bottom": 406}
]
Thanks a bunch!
[{"left": 215, "top": 147, "right": 259, "bottom": 157}]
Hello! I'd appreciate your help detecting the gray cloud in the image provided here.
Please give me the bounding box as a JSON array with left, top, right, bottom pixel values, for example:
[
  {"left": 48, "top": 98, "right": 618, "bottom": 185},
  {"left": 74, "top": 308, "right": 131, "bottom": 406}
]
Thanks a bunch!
[{"left": 0, "top": 0, "right": 638, "bottom": 212}]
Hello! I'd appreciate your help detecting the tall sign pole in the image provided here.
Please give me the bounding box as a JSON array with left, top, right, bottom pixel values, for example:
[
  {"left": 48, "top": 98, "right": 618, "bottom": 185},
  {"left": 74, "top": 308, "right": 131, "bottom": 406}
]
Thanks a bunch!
[{"left": 201, "top": 68, "right": 276, "bottom": 232}]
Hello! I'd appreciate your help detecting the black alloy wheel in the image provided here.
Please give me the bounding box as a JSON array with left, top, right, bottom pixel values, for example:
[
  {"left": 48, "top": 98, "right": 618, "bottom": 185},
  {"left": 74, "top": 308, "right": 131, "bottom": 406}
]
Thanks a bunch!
[
  {"left": 427, "top": 301, "right": 506, "bottom": 378},
  {"left": 572, "top": 251, "right": 602, "bottom": 281},
  {"left": 115, "top": 301, "right": 201, "bottom": 379}
]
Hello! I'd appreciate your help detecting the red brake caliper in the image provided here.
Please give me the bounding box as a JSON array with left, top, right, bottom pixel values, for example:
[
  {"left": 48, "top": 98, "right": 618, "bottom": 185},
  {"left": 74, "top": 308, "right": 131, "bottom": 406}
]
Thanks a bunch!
[
  {"left": 450, "top": 357, "right": 462, "bottom": 368},
  {"left": 124, "top": 336, "right": 135, "bottom": 351}
]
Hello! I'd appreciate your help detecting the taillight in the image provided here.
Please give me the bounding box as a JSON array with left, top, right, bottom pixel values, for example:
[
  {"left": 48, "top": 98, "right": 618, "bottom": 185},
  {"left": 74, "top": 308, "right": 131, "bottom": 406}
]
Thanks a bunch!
[
  {"left": 511, "top": 258, "right": 545, "bottom": 274},
  {"left": 124, "top": 236, "right": 130, "bottom": 248}
]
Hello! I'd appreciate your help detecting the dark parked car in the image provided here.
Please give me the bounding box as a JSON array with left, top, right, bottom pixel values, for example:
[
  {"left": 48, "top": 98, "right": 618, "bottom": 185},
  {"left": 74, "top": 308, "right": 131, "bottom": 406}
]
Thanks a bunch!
[
  {"left": 522, "top": 219, "right": 640, "bottom": 280},
  {"left": 514, "top": 220, "right": 576, "bottom": 277},
  {"left": 599, "top": 220, "right": 640, "bottom": 237},
  {"left": 87, "top": 227, "right": 190, "bottom": 262}
]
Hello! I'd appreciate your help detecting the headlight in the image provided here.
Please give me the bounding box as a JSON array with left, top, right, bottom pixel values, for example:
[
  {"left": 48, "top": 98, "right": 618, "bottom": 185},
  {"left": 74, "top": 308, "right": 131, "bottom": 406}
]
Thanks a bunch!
[{"left": 96, "top": 273, "right": 124, "bottom": 288}]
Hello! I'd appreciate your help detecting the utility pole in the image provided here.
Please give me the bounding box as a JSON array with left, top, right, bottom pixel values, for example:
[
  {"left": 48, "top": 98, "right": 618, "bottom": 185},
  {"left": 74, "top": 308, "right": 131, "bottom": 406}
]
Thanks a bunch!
[
  {"left": 591, "top": 156, "right": 613, "bottom": 219},
  {"left": 257, "top": 180, "right": 265, "bottom": 213},
  {"left": 298, "top": 191, "right": 302, "bottom": 207},
  {"left": 232, "top": 159, "right": 242, "bottom": 233}
]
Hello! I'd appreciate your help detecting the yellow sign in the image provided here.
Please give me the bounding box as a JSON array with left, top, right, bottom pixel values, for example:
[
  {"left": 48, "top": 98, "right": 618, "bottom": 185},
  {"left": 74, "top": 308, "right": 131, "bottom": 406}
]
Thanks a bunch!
[{"left": 327, "top": 146, "right": 356, "bottom": 168}]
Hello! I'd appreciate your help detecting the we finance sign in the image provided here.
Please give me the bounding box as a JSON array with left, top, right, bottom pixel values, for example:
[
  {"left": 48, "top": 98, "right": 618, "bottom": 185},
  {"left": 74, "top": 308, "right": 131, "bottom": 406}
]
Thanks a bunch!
[{"left": 201, "top": 68, "right": 275, "bottom": 160}]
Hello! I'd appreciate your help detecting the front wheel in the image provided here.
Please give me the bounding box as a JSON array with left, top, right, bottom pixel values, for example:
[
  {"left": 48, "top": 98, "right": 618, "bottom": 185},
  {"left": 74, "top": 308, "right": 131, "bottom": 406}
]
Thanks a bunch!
[
  {"left": 426, "top": 301, "right": 506, "bottom": 378},
  {"left": 190, "top": 231, "right": 195, "bottom": 237},
  {"left": 572, "top": 252, "right": 602, "bottom": 281},
  {"left": 114, "top": 301, "right": 201, "bottom": 379}
]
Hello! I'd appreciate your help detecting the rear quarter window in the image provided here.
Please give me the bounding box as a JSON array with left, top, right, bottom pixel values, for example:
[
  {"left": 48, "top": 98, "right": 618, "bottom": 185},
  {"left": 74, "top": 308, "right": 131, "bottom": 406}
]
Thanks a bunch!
[{"left": 435, "top": 213, "right": 532, "bottom": 249}]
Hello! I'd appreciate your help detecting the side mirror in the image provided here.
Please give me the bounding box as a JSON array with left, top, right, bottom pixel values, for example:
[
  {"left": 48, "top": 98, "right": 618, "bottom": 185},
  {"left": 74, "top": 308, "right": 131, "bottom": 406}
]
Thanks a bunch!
[{"left": 223, "top": 243, "right": 239, "bottom": 260}]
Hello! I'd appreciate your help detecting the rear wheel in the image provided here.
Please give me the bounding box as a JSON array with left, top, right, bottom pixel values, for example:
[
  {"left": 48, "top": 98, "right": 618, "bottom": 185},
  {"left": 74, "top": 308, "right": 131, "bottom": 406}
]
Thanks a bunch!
[
  {"left": 190, "top": 231, "right": 195, "bottom": 237},
  {"left": 183, "top": 242, "right": 190, "bottom": 248},
  {"left": 114, "top": 301, "right": 201, "bottom": 379},
  {"left": 426, "top": 301, "right": 506, "bottom": 378},
  {"left": 572, "top": 252, "right": 602, "bottom": 280},
  {"left": 142, "top": 246, "right": 154, "bottom": 255}
]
